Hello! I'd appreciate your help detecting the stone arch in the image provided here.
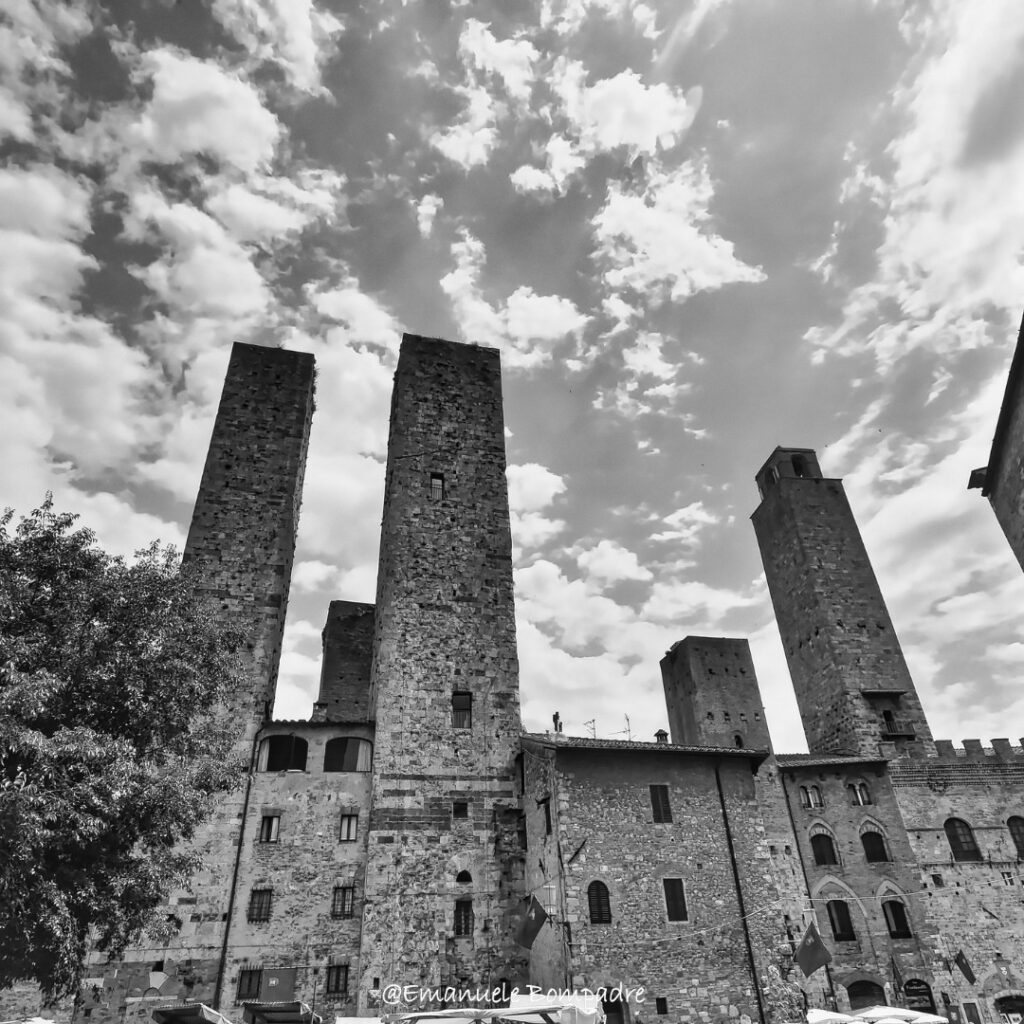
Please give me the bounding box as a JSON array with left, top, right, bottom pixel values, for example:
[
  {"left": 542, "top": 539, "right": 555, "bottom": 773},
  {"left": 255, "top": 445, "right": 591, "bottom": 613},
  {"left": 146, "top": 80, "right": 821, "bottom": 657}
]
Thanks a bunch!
[
  {"left": 858, "top": 814, "right": 888, "bottom": 835},
  {"left": 875, "top": 879, "right": 905, "bottom": 899},
  {"left": 808, "top": 819, "right": 837, "bottom": 837}
]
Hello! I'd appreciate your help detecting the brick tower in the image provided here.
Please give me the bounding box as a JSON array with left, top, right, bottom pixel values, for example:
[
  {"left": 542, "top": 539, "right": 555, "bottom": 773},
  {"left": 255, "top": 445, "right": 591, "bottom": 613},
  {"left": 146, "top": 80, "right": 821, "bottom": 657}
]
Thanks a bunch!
[
  {"left": 660, "top": 637, "right": 774, "bottom": 752},
  {"left": 81, "top": 342, "right": 315, "bottom": 1022},
  {"left": 751, "top": 447, "right": 934, "bottom": 758},
  {"left": 359, "top": 336, "right": 525, "bottom": 1007}
]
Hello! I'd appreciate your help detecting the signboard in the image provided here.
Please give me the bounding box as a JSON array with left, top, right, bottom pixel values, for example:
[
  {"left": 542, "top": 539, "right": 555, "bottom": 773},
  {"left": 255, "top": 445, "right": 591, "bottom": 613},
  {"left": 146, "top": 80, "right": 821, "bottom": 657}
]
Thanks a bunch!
[{"left": 904, "top": 980, "right": 937, "bottom": 1014}]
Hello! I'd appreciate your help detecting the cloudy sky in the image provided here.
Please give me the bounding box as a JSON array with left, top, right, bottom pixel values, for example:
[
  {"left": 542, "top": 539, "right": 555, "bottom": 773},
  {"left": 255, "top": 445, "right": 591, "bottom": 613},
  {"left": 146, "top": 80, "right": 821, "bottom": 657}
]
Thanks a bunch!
[{"left": 5, "top": 0, "right": 1024, "bottom": 753}]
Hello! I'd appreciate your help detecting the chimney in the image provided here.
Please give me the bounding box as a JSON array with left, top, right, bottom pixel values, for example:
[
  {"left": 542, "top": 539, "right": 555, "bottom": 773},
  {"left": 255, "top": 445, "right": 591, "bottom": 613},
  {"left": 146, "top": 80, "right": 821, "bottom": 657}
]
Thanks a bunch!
[
  {"left": 553, "top": 712, "right": 562, "bottom": 734},
  {"left": 655, "top": 729, "right": 669, "bottom": 744}
]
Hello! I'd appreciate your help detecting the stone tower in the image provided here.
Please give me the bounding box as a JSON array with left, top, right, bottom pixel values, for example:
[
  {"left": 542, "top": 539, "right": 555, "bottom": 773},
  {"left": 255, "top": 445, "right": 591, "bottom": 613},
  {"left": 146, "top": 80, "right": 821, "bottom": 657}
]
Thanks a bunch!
[
  {"left": 751, "top": 447, "right": 934, "bottom": 758},
  {"left": 660, "top": 636, "right": 774, "bottom": 751},
  {"left": 359, "top": 336, "right": 525, "bottom": 1006}
]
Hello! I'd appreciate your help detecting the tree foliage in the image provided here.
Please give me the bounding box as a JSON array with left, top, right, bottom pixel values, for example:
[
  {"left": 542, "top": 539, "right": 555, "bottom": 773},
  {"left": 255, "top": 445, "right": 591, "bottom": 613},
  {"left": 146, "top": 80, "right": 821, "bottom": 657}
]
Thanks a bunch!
[{"left": 0, "top": 498, "right": 246, "bottom": 1001}]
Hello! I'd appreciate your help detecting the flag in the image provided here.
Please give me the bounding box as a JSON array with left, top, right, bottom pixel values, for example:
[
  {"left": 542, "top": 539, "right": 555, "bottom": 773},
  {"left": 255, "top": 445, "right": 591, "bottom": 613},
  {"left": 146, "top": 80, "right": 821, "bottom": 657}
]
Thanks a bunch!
[
  {"left": 515, "top": 895, "right": 549, "bottom": 949},
  {"left": 954, "top": 950, "right": 976, "bottom": 986},
  {"left": 891, "top": 955, "right": 904, "bottom": 993},
  {"left": 794, "top": 921, "right": 832, "bottom": 978}
]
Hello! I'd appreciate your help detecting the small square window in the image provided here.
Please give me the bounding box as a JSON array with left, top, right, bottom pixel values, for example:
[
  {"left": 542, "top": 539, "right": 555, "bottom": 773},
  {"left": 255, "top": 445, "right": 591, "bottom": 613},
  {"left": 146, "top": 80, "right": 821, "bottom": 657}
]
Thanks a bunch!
[
  {"left": 455, "top": 898, "right": 474, "bottom": 937},
  {"left": 452, "top": 692, "right": 472, "bottom": 729},
  {"left": 430, "top": 473, "right": 445, "bottom": 500},
  {"left": 663, "top": 878, "right": 687, "bottom": 922},
  {"left": 655, "top": 999, "right": 668, "bottom": 1016},
  {"left": 931, "top": 873, "right": 944, "bottom": 887},
  {"left": 453, "top": 801, "right": 469, "bottom": 819},
  {"left": 339, "top": 814, "right": 358, "bottom": 842},
  {"left": 1002, "top": 871, "right": 1014, "bottom": 885},
  {"left": 326, "top": 965, "right": 349, "bottom": 996},
  {"left": 650, "top": 784, "right": 672, "bottom": 823},
  {"left": 332, "top": 885, "right": 355, "bottom": 917},
  {"left": 247, "top": 889, "right": 272, "bottom": 923},
  {"left": 237, "top": 968, "right": 262, "bottom": 1001},
  {"left": 258, "top": 815, "right": 280, "bottom": 843}
]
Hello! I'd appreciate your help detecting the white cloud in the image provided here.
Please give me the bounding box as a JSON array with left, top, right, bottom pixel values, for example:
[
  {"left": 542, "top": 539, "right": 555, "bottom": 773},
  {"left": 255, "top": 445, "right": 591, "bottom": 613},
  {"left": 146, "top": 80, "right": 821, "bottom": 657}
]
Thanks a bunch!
[
  {"left": 415, "top": 194, "right": 443, "bottom": 238},
  {"left": 651, "top": 501, "right": 719, "bottom": 544},
  {"left": 460, "top": 20, "right": 539, "bottom": 104},
  {"left": 310, "top": 279, "right": 402, "bottom": 351},
  {"left": 430, "top": 83, "right": 499, "bottom": 170},
  {"left": 576, "top": 540, "right": 652, "bottom": 584},
  {"left": 507, "top": 463, "right": 567, "bottom": 512}
]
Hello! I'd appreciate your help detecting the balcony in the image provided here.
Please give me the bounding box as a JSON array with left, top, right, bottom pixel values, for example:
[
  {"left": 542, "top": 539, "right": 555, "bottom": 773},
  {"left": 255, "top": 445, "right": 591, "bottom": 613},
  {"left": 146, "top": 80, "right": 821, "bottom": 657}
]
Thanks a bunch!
[{"left": 881, "top": 719, "right": 916, "bottom": 739}]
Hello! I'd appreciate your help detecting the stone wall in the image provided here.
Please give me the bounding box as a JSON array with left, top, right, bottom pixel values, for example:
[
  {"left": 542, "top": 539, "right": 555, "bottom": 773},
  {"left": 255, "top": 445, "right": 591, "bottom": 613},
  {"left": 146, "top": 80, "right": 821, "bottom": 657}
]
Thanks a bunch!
[{"left": 313, "top": 600, "right": 375, "bottom": 722}]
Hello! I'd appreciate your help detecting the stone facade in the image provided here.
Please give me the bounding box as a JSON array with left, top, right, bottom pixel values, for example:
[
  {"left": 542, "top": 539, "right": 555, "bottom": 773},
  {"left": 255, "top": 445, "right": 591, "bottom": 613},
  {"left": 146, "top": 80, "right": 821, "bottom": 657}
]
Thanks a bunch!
[{"left": 10, "top": 333, "right": 1024, "bottom": 1024}]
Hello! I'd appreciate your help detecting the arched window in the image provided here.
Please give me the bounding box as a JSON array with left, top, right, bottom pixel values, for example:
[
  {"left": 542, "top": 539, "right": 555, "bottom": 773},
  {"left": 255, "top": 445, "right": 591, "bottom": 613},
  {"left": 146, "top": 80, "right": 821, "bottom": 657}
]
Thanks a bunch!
[
  {"left": 847, "top": 980, "right": 886, "bottom": 1011},
  {"left": 882, "top": 899, "right": 912, "bottom": 938},
  {"left": 861, "top": 831, "right": 889, "bottom": 862},
  {"left": 811, "top": 834, "right": 839, "bottom": 866},
  {"left": 945, "top": 818, "right": 982, "bottom": 861},
  {"left": 810, "top": 785, "right": 824, "bottom": 808},
  {"left": 456, "top": 870, "right": 472, "bottom": 884},
  {"left": 858, "top": 783, "right": 872, "bottom": 804},
  {"left": 826, "top": 899, "right": 855, "bottom": 941},
  {"left": 799, "top": 786, "right": 811, "bottom": 808},
  {"left": 848, "top": 783, "right": 872, "bottom": 805},
  {"left": 258, "top": 735, "right": 307, "bottom": 772},
  {"left": 323, "top": 737, "right": 373, "bottom": 772},
  {"left": 792, "top": 454, "right": 808, "bottom": 478},
  {"left": 588, "top": 881, "right": 612, "bottom": 924},
  {"left": 1008, "top": 816, "right": 1024, "bottom": 859},
  {"left": 734, "top": 734, "right": 744, "bottom": 748}
]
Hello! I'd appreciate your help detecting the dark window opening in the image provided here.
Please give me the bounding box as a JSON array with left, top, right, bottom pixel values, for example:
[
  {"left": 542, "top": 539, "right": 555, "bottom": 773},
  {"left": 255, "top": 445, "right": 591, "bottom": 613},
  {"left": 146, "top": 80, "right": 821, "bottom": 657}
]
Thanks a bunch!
[
  {"left": 258, "top": 815, "right": 280, "bottom": 843},
  {"left": 663, "top": 877, "right": 688, "bottom": 921},
  {"left": 792, "top": 454, "right": 809, "bottom": 477},
  {"left": 237, "top": 968, "right": 262, "bottom": 1001},
  {"left": 324, "top": 737, "right": 372, "bottom": 772},
  {"left": 826, "top": 899, "right": 855, "bottom": 941},
  {"left": 430, "top": 473, "right": 445, "bottom": 500},
  {"left": 247, "top": 889, "right": 272, "bottom": 923},
  {"left": 734, "top": 733, "right": 743, "bottom": 747},
  {"left": 931, "top": 873, "right": 944, "bottom": 887},
  {"left": 1008, "top": 816, "right": 1024, "bottom": 858},
  {"left": 453, "top": 800, "right": 469, "bottom": 819},
  {"left": 883, "top": 899, "right": 912, "bottom": 938},
  {"left": 811, "top": 833, "right": 838, "bottom": 866},
  {"left": 259, "top": 735, "right": 307, "bottom": 772},
  {"left": 452, "top": 692, "right": 472, "bottom": 729},
  {"left": 650, "top": 784, "right": 672, "bottom": 823},
  {"left": 331, "top": 886, "right": 355, "bottom": 918},
  {"left": 655, "top": 999, "right": 668, "bottom": 1016},
  {"left": 538, "top": 796, "right": 552, "bottom": 834},
  {"left": 847, "top": 981, "right": 886, "bottom": 1011},
  {"left": 339, "top": 813, "right": 358, "bottom": 842},
  {"left": 454, "top": 898, "right": 474, "bottom": 937},
  {"left": 326, "top": 965, "right": 349, "bottom": 996},
  {"left": 945, "top": 818, "right": 982, "bottom": 861},
  {"left": 456, "top": 870, "right": 472, "bottom": 884},
  {"left": 587, "top": 881, "right": 611, "bottom": 924},
  {"left": 862, "top": 831, "right": 889, "bottom": 862}
]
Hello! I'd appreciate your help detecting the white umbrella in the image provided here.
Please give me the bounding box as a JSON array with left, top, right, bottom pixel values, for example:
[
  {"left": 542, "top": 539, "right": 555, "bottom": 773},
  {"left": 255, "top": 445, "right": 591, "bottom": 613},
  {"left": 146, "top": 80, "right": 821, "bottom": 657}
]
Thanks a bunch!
[
  {"left": 808, "top": 1010, "right": 861, "bottom": 1024},
  {"left": 856, "top": 1010, "right": 921, "bottom": 1023}
]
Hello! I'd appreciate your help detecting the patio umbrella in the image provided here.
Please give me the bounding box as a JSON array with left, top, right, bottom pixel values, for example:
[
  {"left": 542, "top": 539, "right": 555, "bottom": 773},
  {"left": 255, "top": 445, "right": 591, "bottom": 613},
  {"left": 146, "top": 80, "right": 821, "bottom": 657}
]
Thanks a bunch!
[
  {"left": 807, "top": 1010, "right": 861, "bottom": 1024},
  {"left": 856, "top": 1010, "right": 921, "bottom": 1022}
]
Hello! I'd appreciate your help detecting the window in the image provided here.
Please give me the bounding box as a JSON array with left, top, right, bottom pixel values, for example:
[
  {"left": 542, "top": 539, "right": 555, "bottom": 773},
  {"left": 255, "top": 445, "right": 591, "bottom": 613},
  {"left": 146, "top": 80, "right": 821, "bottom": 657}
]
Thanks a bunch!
[
  {"left": 452, "top": 692, "right": 472, "bottom": 729},
  {"left": 258, "top": 815, "right": 280, "bottom": 843},
  {"left": 655, "top": 999, "right": 668, "bottom": 1016},
  {"left": 456, "top": 870, "right": 472, "bottom": 884},
  {"left": 799, "top": 786, "right": 811, "bottom": 808},
  {"left": 430, "top": 473, "right": 445, "bottom": 500},
  {"left": 826, "top": 899, "right": 855, "bottom": 941},
  {"left": 882, "top": 899, "right": 912, "bottom": 938},
  {"left": 811, "top": 834, "right": 839, "bottom": 866},
  {"left": 848, "top": 783, "right": 872, "bottom": 805},
  {"left": 538, "top": 797, "right": 552, "bottom": 834},
  {"left": 931, "top": 873, "right": 944, "bottom": 887},
  {"left": 792, "top": 454, "right": 809, "bottom": 477},
  {"left": 339, "top": 814, "right": 358, "bottom": 842},
  {"left": 324, "top": 737, "right": 373, "bottom": 772},
  {"left": 326, "top": 965, "right": 349, "bottom": 996},
  {"left": 861, "top": 831, "right": 889, "bottom": 862},
  {"left": 587, "top": 881, "right": 611, "bottom": 924},
  {"left": 650, "top": 785, "right": 672, "bottom": 823},
  {"left": 945, "top": 818, "right": 982, "bottom": 862},
  {"left": 663, "top": 878, "right": 688, "bottom": 922},
  {"left": 1008, "top": 816, "right": 1024, "bottom": 858},
  {"left": 237, "top": 968, "right": 262, "bottom": 1001},
  {"left": 331, "top": 886, "right": 355, "bottom": 918},
  {"left": 453, "top": 801, "right": 469, "bottom": 819},
  {"left": 734, "top": 734, "right": 744, "bottom": 747},
  {"left": 258, "top": 735, "right": 307, "bottom": 772},
  {"left": 247, "top": 888, "right": 272, "bottom": 923},
  {"left": 454, "top": 898, "right": 474, "bottom": 937},
  {"left": 809, "top": 785, "right": 824, "bottom": 807}
]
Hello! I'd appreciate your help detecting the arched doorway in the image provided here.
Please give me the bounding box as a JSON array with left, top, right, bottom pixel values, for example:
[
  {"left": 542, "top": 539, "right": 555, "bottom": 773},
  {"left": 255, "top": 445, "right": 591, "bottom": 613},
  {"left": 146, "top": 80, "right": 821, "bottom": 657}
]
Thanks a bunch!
[
  {"left": 847, "top": 980, "right": 886, "bottom": 1011},
  {"left": 996, "top": 995, "right": 1024, "bottom": 1023}
]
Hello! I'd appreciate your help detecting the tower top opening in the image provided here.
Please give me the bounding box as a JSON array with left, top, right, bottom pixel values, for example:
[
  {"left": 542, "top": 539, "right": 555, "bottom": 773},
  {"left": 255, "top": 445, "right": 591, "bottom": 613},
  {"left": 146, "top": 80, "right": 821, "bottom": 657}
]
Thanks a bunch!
[{"left": 754, "top": 446, "right": 823, "bottom": 500}]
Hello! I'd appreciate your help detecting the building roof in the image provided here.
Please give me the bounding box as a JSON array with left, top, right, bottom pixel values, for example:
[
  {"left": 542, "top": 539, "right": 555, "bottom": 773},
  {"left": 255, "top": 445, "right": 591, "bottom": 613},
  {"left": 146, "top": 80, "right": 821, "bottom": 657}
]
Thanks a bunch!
[
  {"left": 775, "top": 753, "right": 889, "bottom": 768},
  {"left": 977, "top": 308, "right": 1024, "bottom": 497},
  {"left": 523, "top": 732, "right": 769, "bottom": 764},
  {"left": 261, "top": 719, "right": 375, "bottom": 729}
]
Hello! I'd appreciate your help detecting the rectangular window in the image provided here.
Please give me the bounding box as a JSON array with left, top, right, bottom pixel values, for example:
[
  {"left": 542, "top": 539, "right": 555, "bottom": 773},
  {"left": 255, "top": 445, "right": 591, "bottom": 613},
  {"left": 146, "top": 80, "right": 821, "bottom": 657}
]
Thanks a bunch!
[
  {"left": 325, "top": 965, "right": 349, "bottom": 996},
  {"left": 454, "top": 898, "right": 474, "bottom": 937},
  {"left": 237, "top": 968, "right": 262, "bottom": 1001},
  {"left": 339, "top": 814, "right": 358, "bottom": 842},
  {"left": 650, "top": 785, "right": 672, "bottom": 823},
  {"left": 655, "top": 999, "right": 668, "bottom": 1016},
  {"left": 453, "top": 800, "right": 469, "bottom": 819},
  {"left": 538, "top": 796, "right": 552, "bottom": 835},
  {"left": 663, "top": 878, "right": 687, "bottom": 922},
  {"left": 331, "top": 886, "right": 355, "bottom": 918},
  {"left": 430, "top": 473, "right": 445, "bottom": 500},
  {"left": 247, "top": 888, "right": 272, "bottom": 923},
  {"left": 258, "top": 815, "right": 280, "bottom": 843},
  {"left": 452, "top": 692, "right": 472, "bottom": 729}
]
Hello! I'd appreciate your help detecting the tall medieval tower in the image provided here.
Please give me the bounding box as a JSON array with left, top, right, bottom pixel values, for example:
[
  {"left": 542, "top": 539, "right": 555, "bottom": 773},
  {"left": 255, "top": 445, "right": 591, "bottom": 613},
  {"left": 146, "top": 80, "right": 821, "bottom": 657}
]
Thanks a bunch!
[
  {"left": 751, "top": 447, "right": 934, "bottom": 758},
  {"left": 359, "top": 336, "right": 526, "bottom": 1003}
]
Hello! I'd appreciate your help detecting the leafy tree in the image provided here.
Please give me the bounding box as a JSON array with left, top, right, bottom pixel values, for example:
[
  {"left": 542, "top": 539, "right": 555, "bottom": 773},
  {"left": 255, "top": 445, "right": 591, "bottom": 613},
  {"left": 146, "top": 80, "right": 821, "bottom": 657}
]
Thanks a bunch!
[{"left": 0, "top": 498, "right": 246, "bottom": 1002}]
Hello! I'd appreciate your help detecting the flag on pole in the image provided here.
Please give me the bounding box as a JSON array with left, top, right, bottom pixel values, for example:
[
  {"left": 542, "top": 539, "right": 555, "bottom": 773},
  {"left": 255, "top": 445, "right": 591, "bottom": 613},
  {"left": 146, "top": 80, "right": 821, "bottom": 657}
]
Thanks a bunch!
[
  {"left": 954, "top": 950, "right": 977, "bottom": 985},
  {"left": 515, "top": 895, "right": 549, "bottom": 949},
  {"left": 794, "top": 921, "right": 832, "bottom": 977}
]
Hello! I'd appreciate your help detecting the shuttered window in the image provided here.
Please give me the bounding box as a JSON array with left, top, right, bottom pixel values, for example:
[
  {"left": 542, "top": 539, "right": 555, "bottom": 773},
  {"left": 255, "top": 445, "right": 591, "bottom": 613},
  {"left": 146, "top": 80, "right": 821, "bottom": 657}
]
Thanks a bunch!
[
  {"left": 650, "top": 785, "right": 672, "bottom": 823},
  {"left": 663, "top": 878, "right": 687, "bottom": 921}
]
